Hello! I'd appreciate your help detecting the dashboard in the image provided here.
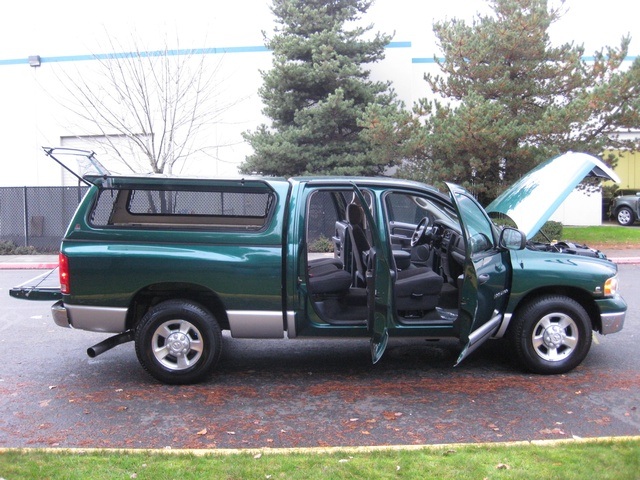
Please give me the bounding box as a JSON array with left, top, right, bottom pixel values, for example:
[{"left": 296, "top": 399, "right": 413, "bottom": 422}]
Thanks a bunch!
[{"left": 431, "top": 221, "right": 464, "bottom": 284}]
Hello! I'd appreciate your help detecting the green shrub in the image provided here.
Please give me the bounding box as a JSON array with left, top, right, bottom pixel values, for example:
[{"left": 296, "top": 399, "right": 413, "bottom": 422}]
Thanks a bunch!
[
  {"left": 309, "top": 235, "right": 334, "bottom": 253},
  {"left": 0, "top": 240, "right": 38, "bottom": 255},
  {"left": 532, "top": 220, "right": 563, "bottom": 242}
]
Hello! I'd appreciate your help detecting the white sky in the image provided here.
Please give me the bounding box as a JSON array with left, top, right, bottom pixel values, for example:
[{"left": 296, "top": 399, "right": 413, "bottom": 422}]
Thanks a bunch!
[{"left": 1, "top": 0, "right": 638, "bottom": 60}]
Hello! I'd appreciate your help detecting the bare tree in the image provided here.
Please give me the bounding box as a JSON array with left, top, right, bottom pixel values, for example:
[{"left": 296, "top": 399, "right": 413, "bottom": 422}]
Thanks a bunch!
[{"left": 56, "top": 32, "right": 240, "bottom": 175}]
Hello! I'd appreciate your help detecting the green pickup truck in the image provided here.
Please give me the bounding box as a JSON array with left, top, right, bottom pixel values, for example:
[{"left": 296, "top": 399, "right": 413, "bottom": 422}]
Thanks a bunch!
[{"left": 11, "top": 150, "right": 627, "bottom": 384}]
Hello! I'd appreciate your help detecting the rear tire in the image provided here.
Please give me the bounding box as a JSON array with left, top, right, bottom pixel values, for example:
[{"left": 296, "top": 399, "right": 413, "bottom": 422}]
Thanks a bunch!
[
  {"left": 510, "top": 295, "right": 592, "bottom": 374},
  {"left": 135, "top": 300, "right": 222, "bottom": 384}
]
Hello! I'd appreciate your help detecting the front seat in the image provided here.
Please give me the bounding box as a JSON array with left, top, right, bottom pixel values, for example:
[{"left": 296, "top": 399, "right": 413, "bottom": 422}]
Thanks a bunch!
[
  {"left": 345, "top": 203, "right": 443, "bottom": 312},
  {"left": 346, "top": 203, "right": 370, "bottom": 286},
  {"left": 394, "top": 266, "right": 443, "bottom": 311}
]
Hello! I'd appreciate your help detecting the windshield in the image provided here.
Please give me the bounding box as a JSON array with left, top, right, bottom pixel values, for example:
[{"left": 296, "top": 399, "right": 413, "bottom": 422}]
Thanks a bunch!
[{"left": 384, "top": 191, "right": 459, "bottom": 228}]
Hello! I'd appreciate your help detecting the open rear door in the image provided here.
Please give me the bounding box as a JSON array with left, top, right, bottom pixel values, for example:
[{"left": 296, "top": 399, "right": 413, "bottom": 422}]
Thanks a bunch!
[{"left": 352, "top": 185, "right": 395, "bottom": 364}]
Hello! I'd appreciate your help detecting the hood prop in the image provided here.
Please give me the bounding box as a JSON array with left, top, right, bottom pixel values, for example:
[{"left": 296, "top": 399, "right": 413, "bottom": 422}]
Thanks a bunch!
[{"left": 87, "top": 330, "right": 135, "bottom": 358}]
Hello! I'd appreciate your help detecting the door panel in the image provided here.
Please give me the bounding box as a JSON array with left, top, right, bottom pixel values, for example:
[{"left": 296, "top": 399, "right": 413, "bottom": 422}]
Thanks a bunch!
[
  {"left": 446, "top": 183, "right": 511, "bottom": 365},
  {"left": 352, "top": 185, "right": 395, "bottom": 364},
  {"left": 366, "top": 249, "right": 392, "bottom": 363}
]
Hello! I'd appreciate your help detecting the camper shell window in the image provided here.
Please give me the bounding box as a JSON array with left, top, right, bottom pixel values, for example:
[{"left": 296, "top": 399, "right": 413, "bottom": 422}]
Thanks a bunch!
[{"left": 90, "top": 186, "right": 275, "bottom": 230}]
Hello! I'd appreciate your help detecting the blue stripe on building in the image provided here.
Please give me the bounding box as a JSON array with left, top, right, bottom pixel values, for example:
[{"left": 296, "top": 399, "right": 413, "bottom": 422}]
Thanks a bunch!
[
  {"left": 3, "top": 44, "right": 635, "bottom": 67},
  {"left": 0, "top": 41, "right": 413, "bottom": 66}
]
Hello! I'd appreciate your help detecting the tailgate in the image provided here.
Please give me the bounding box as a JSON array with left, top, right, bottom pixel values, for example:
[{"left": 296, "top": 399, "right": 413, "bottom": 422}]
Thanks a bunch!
[{"left": 10, "top": 268, "right": 62, "bottom": 301}]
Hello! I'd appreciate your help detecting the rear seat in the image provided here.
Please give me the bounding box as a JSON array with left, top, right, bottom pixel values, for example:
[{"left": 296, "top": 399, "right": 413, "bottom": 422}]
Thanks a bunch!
[{"left": 308, "top": 259, "right": 352, "bottom": 295}]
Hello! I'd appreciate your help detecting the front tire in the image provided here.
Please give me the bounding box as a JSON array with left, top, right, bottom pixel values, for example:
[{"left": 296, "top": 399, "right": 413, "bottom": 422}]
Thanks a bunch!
[
  {"left": 616, "top": 206, "right": 635, "bottom": 226},
  {"left": 510, "top": 295, "right": 592, "bottom": 374},
  {"left": 135, "top": 300, "right": 222, "bottom": 384}
]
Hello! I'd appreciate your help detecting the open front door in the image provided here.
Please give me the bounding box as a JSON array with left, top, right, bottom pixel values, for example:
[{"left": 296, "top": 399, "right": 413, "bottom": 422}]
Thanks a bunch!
[
  {"left": 352, "top": 185, "right": 395, "bottom": 364},
  {"left": 446, "top": 183, "right": 511, "bottom": 366}
]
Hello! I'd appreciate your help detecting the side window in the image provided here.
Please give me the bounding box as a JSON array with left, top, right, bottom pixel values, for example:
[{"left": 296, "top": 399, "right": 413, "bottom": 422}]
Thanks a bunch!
[
  {"left": 454, "top": 192, "right": 495, "bottom": 254},
  {"left": 306, "top": 188, "right": 373, "bottom": 259},
  {"left": 90, "top": 186, "right": 274, "bottom": 230},
  {"left": 385, "top": 192, "right": 425, "bottom": 224},
  {"left": 306, "top": 190, "right": 345, "bottom": 254},
  {"left": 127, "top": 190, "right": 270, "bottom": 216}
]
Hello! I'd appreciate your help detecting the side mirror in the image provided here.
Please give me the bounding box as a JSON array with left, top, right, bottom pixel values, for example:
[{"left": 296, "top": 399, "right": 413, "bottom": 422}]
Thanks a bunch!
[{"left": 499, "top": 227, "right": 526, "bottom": 251}]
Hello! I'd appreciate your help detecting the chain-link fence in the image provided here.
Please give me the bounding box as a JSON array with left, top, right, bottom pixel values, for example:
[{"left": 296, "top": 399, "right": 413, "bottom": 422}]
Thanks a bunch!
[
  {"left": 0, "top": 186, "right": 88, "bottom": 252},
  {"left": 0, "top": 185, "right": 350, "bottom": 253}
]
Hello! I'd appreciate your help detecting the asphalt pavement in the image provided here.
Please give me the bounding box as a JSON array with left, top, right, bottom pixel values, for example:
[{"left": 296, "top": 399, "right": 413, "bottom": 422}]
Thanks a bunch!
[{"left": 1, "top": 265, "right": 639, "bottom": 449}]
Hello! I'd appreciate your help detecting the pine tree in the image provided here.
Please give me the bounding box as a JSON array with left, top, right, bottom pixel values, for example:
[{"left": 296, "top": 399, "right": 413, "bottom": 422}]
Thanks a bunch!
[
  {"left": 241, "top": 0, "right": 400, "bottom": 177},
  {"left": 366, "top": 0, "right": 640, "bottom": 203}
]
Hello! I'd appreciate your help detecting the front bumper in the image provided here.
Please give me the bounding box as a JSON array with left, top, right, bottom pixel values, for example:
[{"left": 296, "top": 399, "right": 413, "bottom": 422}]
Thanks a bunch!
[
  {"left": 601, "top": 311, "right": 626, "bottom": 335},
  {"left": 596, "top": 295, "right": 627, "bottom": 335}
]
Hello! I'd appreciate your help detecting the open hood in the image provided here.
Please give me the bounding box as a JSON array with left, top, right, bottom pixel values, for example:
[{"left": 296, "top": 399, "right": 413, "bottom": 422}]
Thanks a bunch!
[{"left": 486, "top": 152, "right": 620, "bottom": 238}]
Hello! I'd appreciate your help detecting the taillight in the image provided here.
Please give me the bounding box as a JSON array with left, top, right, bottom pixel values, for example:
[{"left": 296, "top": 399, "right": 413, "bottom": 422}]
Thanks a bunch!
[{"left": 59, "top": 252, "right": 70, "bottom": 294}]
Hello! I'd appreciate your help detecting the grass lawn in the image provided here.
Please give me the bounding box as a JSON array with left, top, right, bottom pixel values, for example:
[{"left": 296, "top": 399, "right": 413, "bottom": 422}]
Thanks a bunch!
[
  {"left": 1, "top": 438, "right": 639, "bottom": 479},
  {"left": 562, "top": 224, "right": 640, "bottom": 249}
]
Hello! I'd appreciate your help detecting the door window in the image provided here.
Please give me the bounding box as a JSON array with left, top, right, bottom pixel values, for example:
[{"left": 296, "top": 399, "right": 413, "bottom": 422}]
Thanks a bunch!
[{"left": 453, "top": 192, "right": 495, "bottom": 255}]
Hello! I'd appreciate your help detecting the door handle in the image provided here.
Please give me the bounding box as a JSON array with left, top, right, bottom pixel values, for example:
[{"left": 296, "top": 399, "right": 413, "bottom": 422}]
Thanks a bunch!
[{"left": 478, "top": 274, "right": 490, "bottom": 285}]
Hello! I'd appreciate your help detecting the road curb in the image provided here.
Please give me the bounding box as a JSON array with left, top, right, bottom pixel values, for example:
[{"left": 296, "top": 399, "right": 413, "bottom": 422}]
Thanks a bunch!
[
  {"left": 610, "top": 257, "right": 640, "bottom": 265},
  {"left": 1, "top": 435, "right": 638, "bottom": 456},
  {"left": 0, "top": 262, "right": 58, "bottom": 270}
]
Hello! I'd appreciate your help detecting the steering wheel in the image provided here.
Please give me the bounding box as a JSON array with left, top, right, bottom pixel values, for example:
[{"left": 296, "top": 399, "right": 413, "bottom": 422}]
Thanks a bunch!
[{"left": 410, "top": 217, "right": 432, "bottom": 247}]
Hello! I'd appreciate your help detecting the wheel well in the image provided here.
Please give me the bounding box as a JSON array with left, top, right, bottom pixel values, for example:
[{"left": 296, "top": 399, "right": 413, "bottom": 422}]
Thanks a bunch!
[
  {"left": 616, "top": 204, "right": 635, "bottom": 216},
  {"left": 125, "top": 283, "right": 229, "bottom": 331},
  {"left": 509, "top": 287, "right": 601, "bottom": 333}
]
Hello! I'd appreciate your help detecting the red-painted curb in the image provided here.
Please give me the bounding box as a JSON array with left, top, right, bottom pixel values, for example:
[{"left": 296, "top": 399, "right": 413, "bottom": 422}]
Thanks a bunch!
[
  {"left": 0, "top": 263, "right": 58, "bottom": 270},
  {"left": 610, "top": 257, "right": 640, "bottom": 265}
]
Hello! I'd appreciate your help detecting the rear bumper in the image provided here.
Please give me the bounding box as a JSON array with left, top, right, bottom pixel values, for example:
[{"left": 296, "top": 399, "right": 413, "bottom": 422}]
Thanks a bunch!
[
  {"left": 52, "top": 300, "right": 71, "bottom": 328},
  {"left": 51, "top": 300, "right": 128, "bottom": 332}
]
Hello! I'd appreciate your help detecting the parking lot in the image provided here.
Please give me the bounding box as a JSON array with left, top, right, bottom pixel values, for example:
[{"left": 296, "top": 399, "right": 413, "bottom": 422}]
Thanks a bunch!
[{"left": 1, "top": 266, "right": 639, "bottom": 449}]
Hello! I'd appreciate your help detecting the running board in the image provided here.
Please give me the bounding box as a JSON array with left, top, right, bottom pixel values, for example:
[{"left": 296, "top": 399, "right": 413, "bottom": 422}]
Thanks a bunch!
[{"left": 455, "top": 314, "right": 502, "bottom": 366}]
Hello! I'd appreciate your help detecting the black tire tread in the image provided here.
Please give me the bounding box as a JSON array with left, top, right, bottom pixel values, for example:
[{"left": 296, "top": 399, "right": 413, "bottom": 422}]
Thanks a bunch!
[
  {"left": 509, "top": 295, "right": 592, "bottom": 375},
  {"left": 134, "top": 299, "right": 222, "bottom": 385}
]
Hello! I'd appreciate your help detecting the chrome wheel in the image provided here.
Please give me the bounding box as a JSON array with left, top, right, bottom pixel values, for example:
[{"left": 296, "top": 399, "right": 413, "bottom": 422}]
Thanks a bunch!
[
  {"left": 152, "top": 319, "right": 204, "bottom": 370},
  {"left": 616, "top": 207, "right": 634, "bottom": 226},
  {"left": 510, "top": 295, "right": 592, "bottom": 374},
  {"left": 135, "top": 300, "right": 222, "bottom": 384},
  {"left": 531, "top": 313, "right": 578, "bottom": 362}
]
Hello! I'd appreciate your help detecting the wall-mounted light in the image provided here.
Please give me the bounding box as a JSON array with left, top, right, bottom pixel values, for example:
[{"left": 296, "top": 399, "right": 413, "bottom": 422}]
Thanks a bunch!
[{"left": 28, "top": 55, "right": 41, "bottom": 67}]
